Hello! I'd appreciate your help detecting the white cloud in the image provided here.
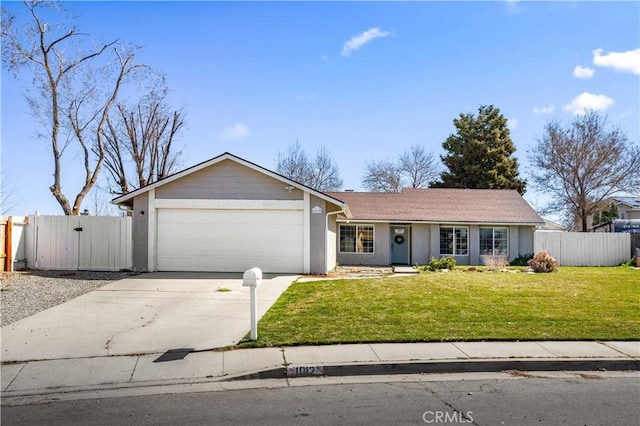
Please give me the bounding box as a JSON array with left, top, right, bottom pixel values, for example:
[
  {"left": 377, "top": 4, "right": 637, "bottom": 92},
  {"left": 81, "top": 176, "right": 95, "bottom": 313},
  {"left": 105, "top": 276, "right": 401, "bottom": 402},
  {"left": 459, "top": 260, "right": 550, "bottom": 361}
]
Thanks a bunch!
[
  {"left": 562, "top": 92, "right": 614, "bottom": 115},
  {"left": 295, "top": 94, "right": 317, "bottom": 101},
  {"left": 573, "top": 65, "right": 594, "bottom": 79},
  {"left": 341, "top": 27, "right": 390, "bottom": 57},
  {"left": 508, "top": 118, "right": 519, "bottom": 130},
  {"left": 219, "top": 122, "right": 251, "bottom": 141},
  {"left": 532, "top": 104, "right": 556, "bottom": 115},
  {"left": 592, "top": 48, "right": 640, "bottom": 75}
]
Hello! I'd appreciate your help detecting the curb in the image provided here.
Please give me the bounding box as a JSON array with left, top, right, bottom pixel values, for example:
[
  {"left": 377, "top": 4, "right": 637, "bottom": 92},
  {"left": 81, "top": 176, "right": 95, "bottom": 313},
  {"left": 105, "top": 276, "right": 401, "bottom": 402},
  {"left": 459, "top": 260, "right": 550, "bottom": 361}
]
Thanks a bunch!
[{"left": 225, "top": 358, "right": 640, "bottom": 381}]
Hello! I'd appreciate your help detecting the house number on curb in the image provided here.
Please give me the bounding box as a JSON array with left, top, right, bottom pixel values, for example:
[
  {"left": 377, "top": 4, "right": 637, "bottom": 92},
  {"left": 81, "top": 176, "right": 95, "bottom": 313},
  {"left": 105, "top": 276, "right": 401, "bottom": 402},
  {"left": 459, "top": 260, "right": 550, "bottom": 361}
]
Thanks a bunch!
[{"left": 287, "top": 366, "right": 324, "bottom": 377}]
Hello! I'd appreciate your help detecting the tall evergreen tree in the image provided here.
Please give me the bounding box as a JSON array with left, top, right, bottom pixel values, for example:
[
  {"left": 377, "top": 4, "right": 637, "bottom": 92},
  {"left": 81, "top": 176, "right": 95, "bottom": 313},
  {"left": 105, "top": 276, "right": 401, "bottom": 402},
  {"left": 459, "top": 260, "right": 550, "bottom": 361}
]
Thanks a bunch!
[{"left": 432, "top": 105, "right": 526, "bottom": 194}]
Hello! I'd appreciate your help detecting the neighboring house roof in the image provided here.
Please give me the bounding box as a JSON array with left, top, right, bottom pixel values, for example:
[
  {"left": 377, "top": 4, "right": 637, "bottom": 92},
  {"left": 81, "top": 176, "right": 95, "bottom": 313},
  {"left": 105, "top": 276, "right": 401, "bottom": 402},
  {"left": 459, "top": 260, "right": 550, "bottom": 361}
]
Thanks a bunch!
[
  {"left": 326, "top": 188, "right": 544, "bottom": 225},
  {"left": 540, "top": 219, "right": 567, "bottom": 231},
  {"left": 614, "top": 197, "right": 640, "bottom": 210},
  {"left": 111, "top": 152, "right": 351, "bottom": 217}
]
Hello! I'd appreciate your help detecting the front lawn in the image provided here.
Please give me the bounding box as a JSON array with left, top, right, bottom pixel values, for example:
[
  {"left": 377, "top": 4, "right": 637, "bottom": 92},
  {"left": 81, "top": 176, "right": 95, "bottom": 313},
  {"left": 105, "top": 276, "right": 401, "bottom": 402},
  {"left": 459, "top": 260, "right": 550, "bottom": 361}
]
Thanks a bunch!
[{"left": 246, "top": 267, "right": 639, "bottom": 346}]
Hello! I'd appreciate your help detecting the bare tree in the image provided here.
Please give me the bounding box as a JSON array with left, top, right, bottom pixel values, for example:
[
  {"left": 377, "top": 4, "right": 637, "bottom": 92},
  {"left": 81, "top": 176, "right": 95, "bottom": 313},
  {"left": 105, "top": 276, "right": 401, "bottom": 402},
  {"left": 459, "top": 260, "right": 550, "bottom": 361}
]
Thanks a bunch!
[
  {"left": 276, "top": 141, "right": 343, "bottom": 191},
  {"left": 362, "top": 145, "right": 440, "bottom": 192},
  {"left": 529, "top": 111, "right": 640, "bottom": 231},
  {"left": 362, "top": 159, "right": 403, "bottom": 193},
  {"left": 101, "top": 90, "right": 185, "bottom": 194},
  {"left": 2, "top": 1, "right": 140, "bottom": 215},
  {"left": 85, "top": 184, "right": 118, "bottom": 216},
  {"left": 307, "top": 146, "right": 343, "bottom": 191},
  {"left": 1, "top": 170, "right": 20, "bottom": 214},
  {"left": 399, "top": 145, "right": 440, "bottom": 188}
]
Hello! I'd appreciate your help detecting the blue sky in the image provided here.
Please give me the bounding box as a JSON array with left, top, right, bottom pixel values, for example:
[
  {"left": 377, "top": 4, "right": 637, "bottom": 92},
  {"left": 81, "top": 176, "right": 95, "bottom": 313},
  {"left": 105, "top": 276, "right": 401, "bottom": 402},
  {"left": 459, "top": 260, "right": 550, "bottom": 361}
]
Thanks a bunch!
[{"left": 2, "top": 1, "right": 639, "bottom": 216}]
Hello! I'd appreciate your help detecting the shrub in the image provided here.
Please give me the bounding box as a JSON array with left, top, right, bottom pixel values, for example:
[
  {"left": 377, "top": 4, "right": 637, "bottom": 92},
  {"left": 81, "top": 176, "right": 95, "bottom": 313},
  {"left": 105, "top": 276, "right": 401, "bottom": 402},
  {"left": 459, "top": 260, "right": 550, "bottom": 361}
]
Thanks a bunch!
[
  {"left": 424, "top": 256, "right": 456, "bottom": 271},
  {"left": 510, "top": 253, "right": 534, "bottom": 267},
  {"left": 482, "top": 256, "right": 509, "bottom": 271},
  {"left": 619, "top": 258, "right": 634, "bottom": 267},
  {"left": 527, "top": 251, "right": 559, "bottom": 273}
]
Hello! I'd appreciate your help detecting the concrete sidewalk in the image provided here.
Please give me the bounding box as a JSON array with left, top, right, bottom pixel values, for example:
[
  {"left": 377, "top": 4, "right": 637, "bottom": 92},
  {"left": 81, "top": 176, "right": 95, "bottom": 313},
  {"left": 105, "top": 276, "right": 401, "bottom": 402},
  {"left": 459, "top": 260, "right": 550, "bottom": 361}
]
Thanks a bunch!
[{"left": 2, "top": 341, "right": 638, "bottom": 403}]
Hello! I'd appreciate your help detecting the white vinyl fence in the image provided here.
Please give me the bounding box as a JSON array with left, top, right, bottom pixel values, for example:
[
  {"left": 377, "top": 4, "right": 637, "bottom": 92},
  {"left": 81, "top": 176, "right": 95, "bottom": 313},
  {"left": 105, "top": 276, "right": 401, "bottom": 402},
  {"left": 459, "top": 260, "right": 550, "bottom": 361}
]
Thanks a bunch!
[
  {"left": 534, "top": 231, "right": 630, "bottom": 266},
  {"left": 23, "top": 215, "right": 132, "bottom": 271}
]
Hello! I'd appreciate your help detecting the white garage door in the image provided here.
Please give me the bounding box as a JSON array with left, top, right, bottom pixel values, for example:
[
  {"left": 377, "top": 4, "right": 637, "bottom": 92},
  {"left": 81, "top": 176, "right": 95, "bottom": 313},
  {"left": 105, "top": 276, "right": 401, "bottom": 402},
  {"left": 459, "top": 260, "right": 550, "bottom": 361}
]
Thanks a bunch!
[{"left": 156, "top": 208, "right": 304, "bottom": 273}]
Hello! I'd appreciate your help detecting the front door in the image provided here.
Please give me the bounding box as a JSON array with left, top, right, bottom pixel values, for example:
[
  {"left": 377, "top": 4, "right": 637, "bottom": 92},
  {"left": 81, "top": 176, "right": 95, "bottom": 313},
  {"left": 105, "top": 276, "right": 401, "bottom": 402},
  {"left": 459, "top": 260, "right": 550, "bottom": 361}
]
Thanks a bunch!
[{"left": 391, "top": 226, "right": 409, "bottom": 264}]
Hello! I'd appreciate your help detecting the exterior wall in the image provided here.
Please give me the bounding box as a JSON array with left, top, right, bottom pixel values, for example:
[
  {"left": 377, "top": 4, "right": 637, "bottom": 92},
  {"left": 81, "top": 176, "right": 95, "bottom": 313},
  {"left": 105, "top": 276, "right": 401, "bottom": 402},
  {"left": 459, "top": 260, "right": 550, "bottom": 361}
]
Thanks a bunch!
[
  {"left": 327, "top": 215, "right": 337, "bottom": 272},
  {"left": 518, "top": 226, "right": 535, "bottom": 256},
  {"left": 336, "top": 222, "right": 390, "bottom": 266},
  {"left": 336, "top": 222, "right": 539, "bottom": 267},
  {"left": 508, "top": 226, "right": 520, "bottom": 262},
  {"left": 155, "top": 159, "right": 303, "bottom": 201},
  {"left": 622, "top": 207, "right": 640, "bottom": 220},
  {"left": 309, "top": 196, "right": 327, "bottom": 274},
  {"left": 429, "top": 224, "right": 439, "bottom": 264},
  {"left": 467, "top": 225, "right": 480, "bottom": 266},
  {"left": 617, "top": 205, "right": 633, "bottom": 219},
  {"left": 132, "top": 192, "right": 149, "bottom": 271},
  {"left": 411, "top": 224, "right": 431, "bottom": 265}
]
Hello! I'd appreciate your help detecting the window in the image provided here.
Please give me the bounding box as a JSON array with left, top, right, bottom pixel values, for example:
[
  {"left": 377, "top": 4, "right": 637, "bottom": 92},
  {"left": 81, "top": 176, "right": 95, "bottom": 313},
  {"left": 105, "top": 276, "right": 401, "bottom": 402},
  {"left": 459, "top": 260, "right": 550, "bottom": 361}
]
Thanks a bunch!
[
  {"left": 480, "top": 227, "right": 508, "bottom": 256},
  {"left": 439, "top": 226, "right": 468, "bottom": 256},
  {"left": 339, "top": 225, "right": 374, "bottom": 253}
]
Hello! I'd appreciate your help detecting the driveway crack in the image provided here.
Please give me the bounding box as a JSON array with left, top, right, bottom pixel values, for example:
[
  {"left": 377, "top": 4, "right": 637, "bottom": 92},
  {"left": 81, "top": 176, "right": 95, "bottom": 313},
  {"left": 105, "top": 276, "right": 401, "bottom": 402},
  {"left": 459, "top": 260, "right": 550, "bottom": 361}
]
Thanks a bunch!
[{"left": 104, "top": 305, "right": 164, "bottom": 355}]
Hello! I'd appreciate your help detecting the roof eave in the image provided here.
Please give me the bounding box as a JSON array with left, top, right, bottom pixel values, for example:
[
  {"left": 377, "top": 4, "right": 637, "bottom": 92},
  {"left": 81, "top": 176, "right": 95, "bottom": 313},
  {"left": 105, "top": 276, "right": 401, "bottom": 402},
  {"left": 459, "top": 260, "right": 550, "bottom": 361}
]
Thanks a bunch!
[{"left": 335, "top": 218, "right": 544, "bottom": 226}]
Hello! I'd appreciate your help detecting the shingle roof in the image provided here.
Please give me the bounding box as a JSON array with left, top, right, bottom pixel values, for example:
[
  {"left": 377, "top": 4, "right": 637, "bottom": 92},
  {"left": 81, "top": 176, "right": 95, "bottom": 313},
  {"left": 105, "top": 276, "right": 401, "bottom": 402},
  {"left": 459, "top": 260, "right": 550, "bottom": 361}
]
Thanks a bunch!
[
  {"left": 325, "top": 188, "right": 544, "bottom": 224},
  {"left": 614, "top": 197, "right": 640, "bottom": 210}
]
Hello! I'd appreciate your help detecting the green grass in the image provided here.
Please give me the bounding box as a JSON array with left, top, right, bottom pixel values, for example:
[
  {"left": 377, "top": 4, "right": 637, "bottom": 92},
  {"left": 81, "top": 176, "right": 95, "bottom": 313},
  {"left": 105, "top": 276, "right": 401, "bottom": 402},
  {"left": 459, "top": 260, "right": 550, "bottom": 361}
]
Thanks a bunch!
[{"left": 245, "top": 267, "right": 639, "bottom": 346}]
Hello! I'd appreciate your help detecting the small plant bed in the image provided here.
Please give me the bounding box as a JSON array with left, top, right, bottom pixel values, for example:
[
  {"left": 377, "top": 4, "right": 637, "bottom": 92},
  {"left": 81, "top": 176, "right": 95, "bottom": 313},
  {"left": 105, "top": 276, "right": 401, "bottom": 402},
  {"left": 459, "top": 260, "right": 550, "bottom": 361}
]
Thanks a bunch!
[{"left": 242, "top": 267, "right": 639, "bottom": 347}]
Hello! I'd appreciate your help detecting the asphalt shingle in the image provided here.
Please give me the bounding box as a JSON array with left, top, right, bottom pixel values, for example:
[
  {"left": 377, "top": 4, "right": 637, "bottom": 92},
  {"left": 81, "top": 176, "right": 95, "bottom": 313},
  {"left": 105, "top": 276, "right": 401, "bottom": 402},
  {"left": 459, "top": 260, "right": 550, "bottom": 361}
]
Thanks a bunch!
[{"left": 326, "top": 188, "right": 544, "bottom": 224}]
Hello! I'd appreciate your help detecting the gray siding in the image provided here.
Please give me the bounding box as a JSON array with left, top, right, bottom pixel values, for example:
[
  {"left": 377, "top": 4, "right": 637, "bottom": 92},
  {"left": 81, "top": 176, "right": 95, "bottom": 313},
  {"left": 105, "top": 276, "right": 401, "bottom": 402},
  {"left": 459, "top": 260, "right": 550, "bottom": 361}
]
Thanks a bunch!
[
  {"left": 430, "top": 224, "right": 440, "bottom": 262},
  {"left": 411, "top": 224, "right": 431, "bottom": 264},
  {"left": 309, "top": 197, "right": 327, "bottom": 274},
  {"left": 509, "top": 226, "right": 520, "bottom": 262},
  {"left": 335, "top": 222, "right": 538, "bottom": 267},
  {"left": 155, "top": 159, "right": 303, "bottom": 201},
  {"left": 518, "top": 226, "right": 535, "bottom": 255},
  {"left": 468, "top": 225, "right": 480, "bottom": 266},
  {"left": 132, "top": 192, "right": 149, "bottom": 271},
  {"left": 327, "top": 215, "right": 337, "bottom": 272}
]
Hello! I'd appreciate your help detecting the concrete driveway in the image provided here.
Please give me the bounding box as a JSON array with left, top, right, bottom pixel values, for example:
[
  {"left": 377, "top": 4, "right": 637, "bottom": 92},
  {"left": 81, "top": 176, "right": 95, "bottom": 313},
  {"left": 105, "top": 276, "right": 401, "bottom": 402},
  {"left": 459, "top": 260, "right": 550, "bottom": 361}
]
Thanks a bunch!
[{"left": 1, "top": 272, "right": 297, "bottom": 363}]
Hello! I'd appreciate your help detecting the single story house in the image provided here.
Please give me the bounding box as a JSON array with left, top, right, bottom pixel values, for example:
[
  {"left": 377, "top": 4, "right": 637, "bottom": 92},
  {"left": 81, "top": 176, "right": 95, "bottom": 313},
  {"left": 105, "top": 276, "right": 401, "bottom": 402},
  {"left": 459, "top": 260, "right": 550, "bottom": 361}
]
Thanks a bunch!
[
  {"left": 325, "top": 188, "right": 544, "bottom": 267},
  {"left": 113, "top": 152, "right": 544, "bottom": 274}
]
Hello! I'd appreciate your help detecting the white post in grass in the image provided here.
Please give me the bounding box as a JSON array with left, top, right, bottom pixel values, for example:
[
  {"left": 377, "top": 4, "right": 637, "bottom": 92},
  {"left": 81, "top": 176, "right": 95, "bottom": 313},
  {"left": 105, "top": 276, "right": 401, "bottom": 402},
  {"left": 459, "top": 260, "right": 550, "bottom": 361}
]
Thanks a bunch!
[{"left": 243, "top": 267, "right": 263, "bottom": 340}]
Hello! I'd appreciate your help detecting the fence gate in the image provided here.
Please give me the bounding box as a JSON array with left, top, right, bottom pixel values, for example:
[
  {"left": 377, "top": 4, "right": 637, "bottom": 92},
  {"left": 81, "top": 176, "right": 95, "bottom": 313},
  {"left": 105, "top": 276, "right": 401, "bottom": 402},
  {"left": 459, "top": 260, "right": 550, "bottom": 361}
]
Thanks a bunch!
[{"left": 27, "top": 215, "right": 132, "bottom": 271}]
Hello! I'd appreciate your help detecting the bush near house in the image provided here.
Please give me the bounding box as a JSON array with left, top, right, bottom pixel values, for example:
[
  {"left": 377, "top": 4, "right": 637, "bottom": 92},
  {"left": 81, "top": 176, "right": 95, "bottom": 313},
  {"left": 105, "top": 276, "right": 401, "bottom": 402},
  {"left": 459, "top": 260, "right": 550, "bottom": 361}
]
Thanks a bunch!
[
  {"left": 423, "top": 256, "right": 457, "bottom": 271},
  {"left": 510, "top": 253, "right": 534, "bottom": 267},
  {"left": 528, "top": 251, "right": 559, "bottom": 273}
]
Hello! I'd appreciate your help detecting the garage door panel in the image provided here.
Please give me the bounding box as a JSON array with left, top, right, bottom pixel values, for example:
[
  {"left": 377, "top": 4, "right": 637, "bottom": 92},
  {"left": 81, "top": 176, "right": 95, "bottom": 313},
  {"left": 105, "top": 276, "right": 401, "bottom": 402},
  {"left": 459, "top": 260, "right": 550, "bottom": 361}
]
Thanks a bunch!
[{"left": 156, "top": 208, "right": 304, "bottom": 273}]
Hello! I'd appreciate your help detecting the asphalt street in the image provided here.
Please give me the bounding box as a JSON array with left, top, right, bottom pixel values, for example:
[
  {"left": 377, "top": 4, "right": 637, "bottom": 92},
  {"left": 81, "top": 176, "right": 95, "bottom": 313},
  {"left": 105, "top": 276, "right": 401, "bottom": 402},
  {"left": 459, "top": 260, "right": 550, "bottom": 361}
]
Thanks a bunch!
[{"left": 2, "top": 372, "right": 638, "bottom": 426}]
